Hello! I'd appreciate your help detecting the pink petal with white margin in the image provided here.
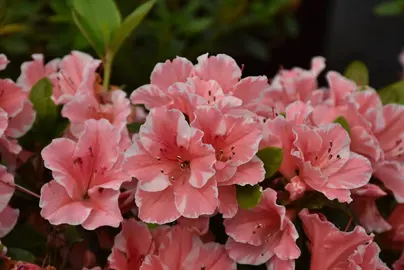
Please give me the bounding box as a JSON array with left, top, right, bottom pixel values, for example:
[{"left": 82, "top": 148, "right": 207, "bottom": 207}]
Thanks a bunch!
[
  {"left": 327, "top": 71, "right": 357, "bottom": 104},
  {"left": 273, "top": 219, "right": 300, "bottom": 260},
  {"left": 193, "top": 53, "right": 242, "bottom": 93},
  {"left": 82, "top": 188, "right": 122, "bottom": 230},
  {"left": 6, "top": 101, "right": 36, "bottom": 138},
  {"left": 285, "top": 175, "right": 307, "bottom": 201},
  {"left": 267, "top": 257, "right": 295, "bottom": 270},
  {"left": 130, "top": 84, "right": 172, "bottom": 110},
  {"left": 0, "top": 165, "right": 14, "bottom": 211},
  {"left": 351, "top": 184, "right": 392, "bottom": 233},
  {"left": 225, "top": 237, "right": 274, "bottom": 265},
  {"left": 218, "top": 185, "right": 238, "bottom": 218},
  {"left": 39, "top": 180, "right": 92, "bottom": 226},
  {"left": 185, "top": 242, "right": 237, "bottom": 270},
  {"left": 232, "top": 76, "right": 270, "bottom": 106},
  {"left": 387, "top": 204, "right": 404, "bottom": 242},
  {"left": 0, "top": 54, "right": 9, "bottom": 71},
  {"left": 310, "top": 56, "right": 326, "bottom": 75},
  {"left": 123, "top": 135, "right": 172, "bottom": 192},
  {"left": 299, "top": 209, "right": 374, "bottom": 270},
  {"left": 224, "top": 188, "right": 285, "bottom": 246},
  {"left": 326, "top": 152, "right": 372, "bottom": 190},
  {"left": 17, "top": 54, "right": 60, "bottom": 92},
  {"left": 0, "top": 79, "right": 27, "bottom": 117},
  {"left": 374, "top": 161, "right": 404, "bottom": 203},
  {"left": 174, "top": 177, "right": 218, "bottom": 218},
  {"left": 150, "top": 56, "right": 193, "bottom": 92},
  {"left": 222, "top": 156, "right": 265, "bottom": 186},
  {"left": 0, "top": 109, "right": 8, "bottom": 140},
  {"left": 346, "top": 242, "right": 389, "bottom": 270},
  {"left": 41, "top": 138, "right": 81, "bottom": 199},
  {"left": 155, "top": 226, "right": 198, "bottom": 269},
  {"left": 0, "top": 137, "right": 22, "bottom": 155},
  {"left": 135, "top": 186, "right": 181, "bottom": 224},
  {"left": 0, "top": 206, "right": 19, "bottom": 237},
  {"left": 167, "top": 82, "right": 206, "bottom": 120}
]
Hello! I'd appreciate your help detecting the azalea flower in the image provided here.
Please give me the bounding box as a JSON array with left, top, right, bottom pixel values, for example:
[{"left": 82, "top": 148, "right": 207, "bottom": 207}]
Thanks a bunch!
[
  {"left": 299, "top": 208, "right": 388, "bottom": 270},
  {"left": 351, "top": 184, "right": 392, "bottom": 233},
  {"left": 130, "top": 54, "right": 268, "bottom": 116},
  {"left": 17, "top": 54, "right": 59, "bottom": 92},
  {"left": 53, "top": 51, "right": 101, "bottom": 105},
  {"left": 224, "top": 188, "right": 300, "bottom": 266},
  {"left": 40, "top": 119, "right": 129, "bottom": 229},
  {"left": 108, "top": 219, "right": 154, "bottom": 270},
  {"left": 140, "top": 226, "right": 236, "bottom": 270},
  {"left": 0, "top": 54, "right": 9, "bottom": 71},
  {"left": 123, "top": 107, "right": 217, "bottom": 224},
  {"left": 191, "top": 107, "right": 264, "bottom": 217},
  {"left": 62, "top": 90, "right": 131, "bottom": 137},
  {"left": 0, "top": 165, "right": 18, "bottom": 238},
  {"left": 387, "top": 204, "right": 404, "bottom": 244}
]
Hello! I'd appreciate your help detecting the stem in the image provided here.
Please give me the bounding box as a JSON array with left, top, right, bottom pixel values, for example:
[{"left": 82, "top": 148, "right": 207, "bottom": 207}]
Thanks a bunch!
[
  {"left": 103, "top": 51, "right": 114, "bottom": 91},
  {"left": 14, "top": 183, "right": 40, "bottom": 199}
]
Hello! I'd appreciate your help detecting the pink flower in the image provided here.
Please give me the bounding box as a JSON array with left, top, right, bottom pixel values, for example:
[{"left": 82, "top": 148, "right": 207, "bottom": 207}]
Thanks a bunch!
[
  {"left": 259, "top": 56, "right": 325, "bottom": 115},
  {"left": 130, "top": 54, "right": 268, "bottom": 116},
  {"left": 123, "top": 107, "right": 217, "bottom": 224},
  {"left": 177, "top": 216, "right": 210, "bottom": 236},
  {"left": 191, "top": 107, "right": 264, "bottom": 217},
  {"left": 108, "top": 219, "right": 154, "bottom": 270},
  {"left": 346, "top": 242, "right": 390, "bottom": 270},
  {"left": 17, "top": 54, "right": 59, "bottom": 92},
  {"left": 290, "top": 123, "right": 371, "bottom": 202},
  {"left": 140, "top": 226, "right": 236, "bottom": 270},
  {"left": 0, "top": 206, "right": 19, "bottom": 238},
  {"left": 299, "top": 209, "right": 384, "bottom": 270},
  {"left": 224, "top": 188, "right": 300, "bottom": 266},
  {"left": 0, "top": 54, "right": 9, "bottom": 71},
  {"left": 265, "top": 102, "right": 372, "bottom": 202},
  {"left": 62, "top": 90, "right": 131, "bottom": 137},
  {"left": 54, "top": 51, "right": 101, "bottom": 105},
  {"left": 40, "top": 119, "right": 129, "bottom": 229},
  {"left": 351, "top": 184, "right": 392, "bottom": 233},
  {"left": 0, "top": 164, "right": 19, "bottom": 237},
  {"left": 387, "top": 204, "right": 404, "bottom": 243}
]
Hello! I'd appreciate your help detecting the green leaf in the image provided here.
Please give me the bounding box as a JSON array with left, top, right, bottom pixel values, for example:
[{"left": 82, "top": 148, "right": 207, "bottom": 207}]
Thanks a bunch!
[
  {"left": 378, "top": 81, "right": 404, "bottom": 105},
  {"left": 7, "top": 248, "right": 35, "bottom": 263},
  {"left": 72, "top": 0, "right": 122, "bottom": 56},
  {"left": 344, "top": 61, "right": 369, "bottom": 86},
  {"left": 65, "top": 226, "right": 83, "bottom": 245},
  {"left": 146, "top": 223, "right": 159, "bottom": 229},
  {"left": 236, "top": 184, "right": 263, "bottom": 210},
  {"left": 256, "top": 147, "right": 283, "bottom": 178},
  {"left": 29, "top": 78, "right": 57, "bottom": 122},
  {"left": 333, "top": 116, "right": 351, "bottom": 135},
  {"left": 179, "top": 17, "right": 213, "bottom": 35},
  {"left": 374, "top": 0, "right": 404, "bottom": 16},
  {"left": 109, "top": 0, "right": 156, "bottom": 55},
  {"left": 127, "top": 122, "right": 142, "bottom": 133}
]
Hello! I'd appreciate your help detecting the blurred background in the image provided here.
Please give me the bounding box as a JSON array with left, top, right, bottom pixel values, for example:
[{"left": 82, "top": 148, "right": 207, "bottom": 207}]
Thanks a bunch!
[{"left": 1, "top": 0, "right": 404, "bottom": 92}]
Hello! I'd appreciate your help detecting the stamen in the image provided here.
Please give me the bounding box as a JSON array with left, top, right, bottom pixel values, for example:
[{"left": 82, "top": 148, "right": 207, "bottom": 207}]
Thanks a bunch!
[
  {"left": 208, "top": 90, "right": 212, "bottom": 96},
  {"left": 337, "top": 154, "right": 341, "bottom": 159},
  {"left": 160, "top": 169, "right": 164, "bottom": 173}
]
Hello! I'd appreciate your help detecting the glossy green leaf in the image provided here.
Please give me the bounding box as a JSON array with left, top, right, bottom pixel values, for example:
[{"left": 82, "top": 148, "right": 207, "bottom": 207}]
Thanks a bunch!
[
  {"left": 236, "top": 184, "right": 263, "bottom": 210},
  {"left": 109, "top": 0, "right": 156, "bottom": 55},
  {"left": 333, "top": 116, "right": 351, "bottom": 135},
  {"left": 7, "top": 248, "right": 35, "bottom": 263},
  {"left": 374, "top": 0, "right": 404, "bottom": 16},
  {"left": 344, "top": 61, "right": 369, "bottom": 86},
  {"left": 378, "top": 81, "right": 404, "bottom": 105},
  {"left": 29, "top": 78, "right": 57, "bottom": 122},
  {"left": 256, "top": 147, "right": 283, "bottom": 178},
  {"left": 72, "top": 0, "right": 122, "bottom": 56}
]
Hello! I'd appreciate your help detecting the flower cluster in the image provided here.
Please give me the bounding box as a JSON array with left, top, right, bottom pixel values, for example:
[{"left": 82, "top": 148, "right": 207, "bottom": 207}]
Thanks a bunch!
[{"left": 1, "top": 50, "right": 404, "bottom": 269}]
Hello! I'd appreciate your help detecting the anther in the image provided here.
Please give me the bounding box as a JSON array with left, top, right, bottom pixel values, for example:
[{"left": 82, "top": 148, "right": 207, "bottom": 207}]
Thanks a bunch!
[{"left": 328, "top": 154, "right": 333, "bottom": 160}]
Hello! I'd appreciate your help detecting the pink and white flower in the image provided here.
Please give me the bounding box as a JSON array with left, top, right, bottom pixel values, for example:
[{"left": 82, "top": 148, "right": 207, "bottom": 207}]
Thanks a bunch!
[
  {"left": 40, "top": 119, "right": 129, "bottom": 229},
  {"left": 299, "top": 209, "right": 387, "bottom": 270},
  {"left": 0, "top": 165, "right": 18, "bottom": 237},
  {"left": 224, "top": 188, "right": 300, "bottom": 266},
  {"left": 123, "top": 107, "right": 217, "bottom": 224}
]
